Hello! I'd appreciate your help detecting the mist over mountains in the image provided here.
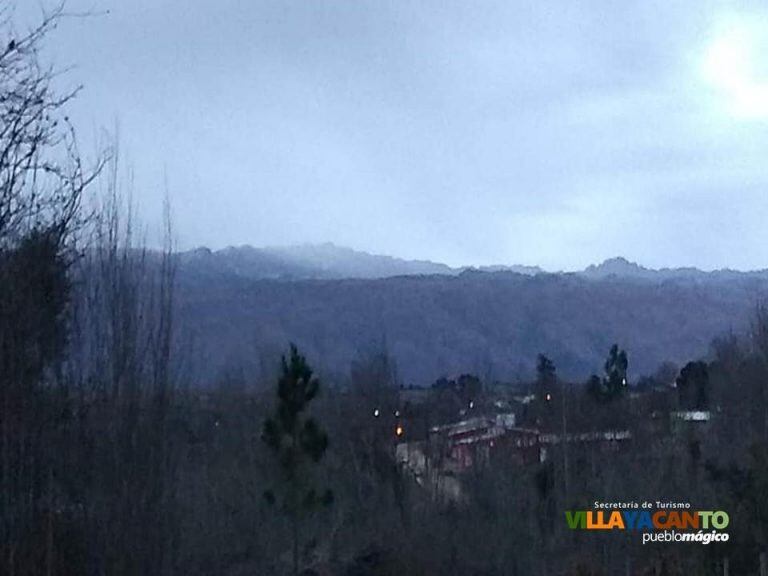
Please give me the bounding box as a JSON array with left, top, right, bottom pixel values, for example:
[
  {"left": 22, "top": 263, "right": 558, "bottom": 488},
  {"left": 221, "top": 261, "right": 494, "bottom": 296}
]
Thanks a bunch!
[
  {"left": 175, "top": 244, "right": 768, "bottom": 387},
  {"left": 178, "top": 243, "right": 545, "bottom": 280},
  {"left": 180, "top": 244, "right": 766, "bottom": 282}
]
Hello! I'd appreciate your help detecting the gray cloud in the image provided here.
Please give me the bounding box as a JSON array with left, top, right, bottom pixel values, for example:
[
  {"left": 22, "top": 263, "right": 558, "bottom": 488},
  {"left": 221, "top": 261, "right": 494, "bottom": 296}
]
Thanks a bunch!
[{"left": 16, "top": 0, "right": 768, "bottom": 270}]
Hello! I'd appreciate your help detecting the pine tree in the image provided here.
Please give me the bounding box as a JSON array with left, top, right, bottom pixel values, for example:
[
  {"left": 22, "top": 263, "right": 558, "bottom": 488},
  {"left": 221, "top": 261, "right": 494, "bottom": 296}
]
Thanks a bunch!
[
  {"left": 604, "top": 344, "right": 628, "bottom": 399},
  {"left": 534, "top": 354, "right": 557, "bottom": 426},
  {"left": 262, "top": 344, "right": 332, "bottom": 576},
  {"left": 586, "top": 344, "right": 628, "bottom": 402},
  {"left": 676, "top": 361, "right": 709, "bottom": 410}
]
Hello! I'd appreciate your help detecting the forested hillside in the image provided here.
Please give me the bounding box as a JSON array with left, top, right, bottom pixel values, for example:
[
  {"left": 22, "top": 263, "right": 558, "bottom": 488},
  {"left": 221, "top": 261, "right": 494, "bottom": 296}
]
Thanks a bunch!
[{"left": 177, "top": 265, "right": 768, "bottom": 385}]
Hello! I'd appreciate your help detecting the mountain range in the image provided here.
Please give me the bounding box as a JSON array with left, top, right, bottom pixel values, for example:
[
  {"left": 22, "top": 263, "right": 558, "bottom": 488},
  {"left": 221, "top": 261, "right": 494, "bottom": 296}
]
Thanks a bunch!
[
  {"left": 174, "top": 244, "right": 768, "bottom": 387},
  {"left": 180, "top": 244, "right": 768, "bottom": 282}
]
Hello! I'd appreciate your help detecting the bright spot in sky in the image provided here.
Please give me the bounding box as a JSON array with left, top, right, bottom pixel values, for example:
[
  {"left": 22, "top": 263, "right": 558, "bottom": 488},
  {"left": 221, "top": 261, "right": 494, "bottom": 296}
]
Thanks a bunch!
[{"left": 702, "top": 16, "right": 768, "bottom": 120}]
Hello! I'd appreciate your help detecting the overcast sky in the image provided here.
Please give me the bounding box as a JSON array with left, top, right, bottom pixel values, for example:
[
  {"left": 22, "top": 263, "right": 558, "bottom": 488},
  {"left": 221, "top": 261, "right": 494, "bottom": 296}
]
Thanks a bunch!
[{"left": 15, "top": 1, "right": 768, "bottom": 270}]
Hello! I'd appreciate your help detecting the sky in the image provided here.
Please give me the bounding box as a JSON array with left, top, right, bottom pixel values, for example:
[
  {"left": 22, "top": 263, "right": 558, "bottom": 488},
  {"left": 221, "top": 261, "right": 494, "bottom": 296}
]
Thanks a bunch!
[{"left": 14, "top": 0, "right": 768, "bottom": 270}]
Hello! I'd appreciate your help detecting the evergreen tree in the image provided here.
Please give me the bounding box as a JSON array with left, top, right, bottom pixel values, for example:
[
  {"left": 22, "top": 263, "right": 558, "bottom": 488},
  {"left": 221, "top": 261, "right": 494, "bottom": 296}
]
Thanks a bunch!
[
  {"left": 676, "top": 361, "right": 709, "bottom": 410},
  {"left": 604, "top": 344, "right": 629, "bottom": 399},
  {"left": 262, "top": 344, "right": 332, "bottom": 576},
  {"left": 534, "top": 354, "right": 557, "bottom": 426},
  {"left": 536, "top": 354, "right": 556, "bottom": 396},
  {"left": 586, "top": 344, "right": 628, "bottom": 402}
]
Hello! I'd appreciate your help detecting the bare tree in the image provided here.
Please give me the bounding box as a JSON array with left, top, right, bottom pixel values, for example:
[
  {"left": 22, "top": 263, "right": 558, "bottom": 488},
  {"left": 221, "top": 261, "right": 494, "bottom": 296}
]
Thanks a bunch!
[
  {"left": 0, "top": 5, "right": 103, "bottom": 574},
  {"left": 0, "top": 3, "right": 103, "bottom": 249},
  {"left": 65, "top": 151, "right": 179, "bottom": 575}
]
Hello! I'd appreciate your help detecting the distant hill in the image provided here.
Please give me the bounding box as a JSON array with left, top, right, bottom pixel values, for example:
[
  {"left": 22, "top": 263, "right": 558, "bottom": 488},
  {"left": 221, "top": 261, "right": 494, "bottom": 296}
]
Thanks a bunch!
[
  {"left": 581, "top": 256, "right": 768, "bottom": 283},
  {"left": 175, "top": 250, "right": 768, "bottom": 387},
  {"left": 469, "top": 264, "right": 546, "bottom": 275},
  {"left": 178, "top": 243, "right": 455, "bottom": 280},
  {"left": 179, "top": 244, "right": 768, "bottom": 283},
  {"left": 582, "top": 257, "right": 653, "bottom": 279}
]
